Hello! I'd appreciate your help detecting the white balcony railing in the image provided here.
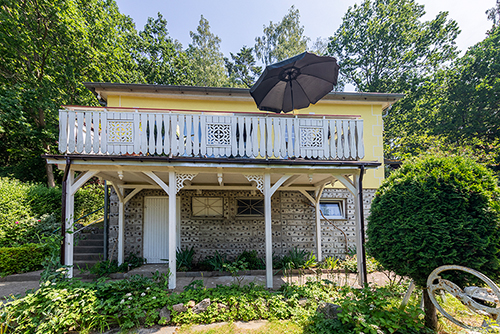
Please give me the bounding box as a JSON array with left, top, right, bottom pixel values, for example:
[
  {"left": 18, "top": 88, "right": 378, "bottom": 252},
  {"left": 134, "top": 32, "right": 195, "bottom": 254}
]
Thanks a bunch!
[{"left": 58, "top": 108, "right": 364, "bottom": 160}]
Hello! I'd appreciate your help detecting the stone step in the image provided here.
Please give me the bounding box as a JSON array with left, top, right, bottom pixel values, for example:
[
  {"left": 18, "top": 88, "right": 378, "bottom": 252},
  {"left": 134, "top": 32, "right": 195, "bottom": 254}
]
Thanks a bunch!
[
  {"left": 77, "top": 233, "right": 104, "bottom": 240},
  {"left": 76, "top": 239, "right": 104, "bottom": 247},
  {"left": 74, "top": 253, "right": 104, "bottom": 262},
  {"left": 74, "top": 246, "right": 103, "bottom": 254}
]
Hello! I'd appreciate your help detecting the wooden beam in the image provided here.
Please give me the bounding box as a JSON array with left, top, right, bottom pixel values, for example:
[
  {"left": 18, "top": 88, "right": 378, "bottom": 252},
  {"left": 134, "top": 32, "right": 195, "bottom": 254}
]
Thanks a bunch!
[
  {"left": 281, "top": 174, "right": 301, "bottom": 188},
  {"left": 70, "top": 170, "right": 99, "bottom": 196},
  {"left": 143, "top": 171, "right": 170, "bottom": 196}
]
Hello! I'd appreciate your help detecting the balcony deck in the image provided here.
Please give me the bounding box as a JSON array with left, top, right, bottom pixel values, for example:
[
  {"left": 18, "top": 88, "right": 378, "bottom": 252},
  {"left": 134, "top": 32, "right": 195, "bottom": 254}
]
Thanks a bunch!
[{"left": 58, "top": 107, "right": 364, "bottom": 161}]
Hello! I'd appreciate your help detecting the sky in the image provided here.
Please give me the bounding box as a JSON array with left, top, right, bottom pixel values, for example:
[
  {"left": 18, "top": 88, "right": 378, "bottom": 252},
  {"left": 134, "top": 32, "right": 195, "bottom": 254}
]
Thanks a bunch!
[{"left": 114, "top": 0, "right": 495, "bottom": 58}]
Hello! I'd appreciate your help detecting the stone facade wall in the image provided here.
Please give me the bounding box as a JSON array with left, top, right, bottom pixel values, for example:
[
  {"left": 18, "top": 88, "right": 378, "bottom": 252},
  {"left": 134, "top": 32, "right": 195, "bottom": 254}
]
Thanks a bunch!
[{"left": 107, "top": 187, "right": 376, "bottom": 262}]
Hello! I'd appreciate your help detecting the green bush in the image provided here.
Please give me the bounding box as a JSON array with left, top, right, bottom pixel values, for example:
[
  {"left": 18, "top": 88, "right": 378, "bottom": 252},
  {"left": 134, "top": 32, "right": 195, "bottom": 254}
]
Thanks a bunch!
[
  {"left": 0, "top": 177, "right": 31, "bottom": 225},
  {"left": 367, "top": 155, "right": 500, "bottom": 287},
  {"left": 0, "top": 177, "right": 104, "bottom": 246},
  {"left": 236, "top": 250, "right": 265, "bottom": 270},
  {"left": 0, "top": 243, "right": 49, "bottom": 276},
  {"left": 0, "top": 214, "right": 59, "bottom": 247}
]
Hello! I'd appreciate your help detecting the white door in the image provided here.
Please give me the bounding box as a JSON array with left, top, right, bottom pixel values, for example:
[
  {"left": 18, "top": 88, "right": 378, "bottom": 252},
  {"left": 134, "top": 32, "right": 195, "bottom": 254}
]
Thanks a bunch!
[{"left": 143, "top": 197, "right": 180, "bottom": 264}]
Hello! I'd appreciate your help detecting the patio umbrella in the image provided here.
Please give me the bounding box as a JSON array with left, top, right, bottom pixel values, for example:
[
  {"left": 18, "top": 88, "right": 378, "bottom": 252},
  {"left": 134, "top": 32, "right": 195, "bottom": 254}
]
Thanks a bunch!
[{"left": 250, "top": 52, "right": 339, "bottom": 113}]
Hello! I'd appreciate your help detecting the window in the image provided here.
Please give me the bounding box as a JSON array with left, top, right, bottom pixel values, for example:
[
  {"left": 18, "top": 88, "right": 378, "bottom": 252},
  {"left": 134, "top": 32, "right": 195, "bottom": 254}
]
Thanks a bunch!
[
  {"left": 236, "top": 199, "right": 264, "bottom": 216},
  {"left": 319, "top": 200, "right": 345, "bottom": 219},
  {"left": 192, "top": 197, "right": 223, "bottom": 217}
]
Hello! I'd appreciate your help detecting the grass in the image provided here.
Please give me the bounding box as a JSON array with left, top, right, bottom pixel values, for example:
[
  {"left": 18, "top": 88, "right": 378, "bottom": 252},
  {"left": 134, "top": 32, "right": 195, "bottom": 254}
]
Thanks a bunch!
[{"left": 177, "top": 320, "right": 303, "bottom": 334}]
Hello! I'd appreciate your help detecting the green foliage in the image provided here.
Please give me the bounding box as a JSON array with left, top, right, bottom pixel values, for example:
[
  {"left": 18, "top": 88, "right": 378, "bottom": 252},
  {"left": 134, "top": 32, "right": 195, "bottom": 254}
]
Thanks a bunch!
[
  {"left": 367, "top": 155, "right": 500, "bottom": 287},
  {"left": 74, "top": 183, "right": 105, "bottom": 224},
  {"left": 0, "top": 0, "right": 140, "bottom": 184},
  {"left": 328, "top": 286, "right": 424, "bottom": 334},
  {"left": 277, "top": 247, "right": 318, "bottom": 270},
  {"left": 87, "top": 253, "right": 145, "bottom": 278},
  {"left": 39, "top": 234, "right": 68, "bottom": 284},
  {"left": 186, "top": 15, "right": 228, "bottom": 87},
  {"left": 200, "top": 250, "right": 227, "bottom": 271},
  {"left": 254, "top": 6, "right": 310, "bottom": 66},
  {"left": 340, "top": 255, "right": 381, "bottom": 274},
  {"left": 225, "top": 46, "right": 262, "bottom": 88},
  {"left": 327, "top": 0, "right": 459, "bottom": 93},
  {"left": 0, "top": 177, "right": 31, "bottom": 224},
  {"left": 177, "top": 246, "right": 195, "bottom": 272},
  {"left": 236, "top": 250, "right": 265, "bottom": 270},
  {"left": 2, "top": 277, "right": 426, "bottom": 333},
  {"left": 0, "top": 243, "right": 49, "bottom": 276},
  {"left": 134, "top": 13, "right": 195, "bottom": 86},
  {"left": 0, "top": 214, "right": 59, "bottom": 247}
]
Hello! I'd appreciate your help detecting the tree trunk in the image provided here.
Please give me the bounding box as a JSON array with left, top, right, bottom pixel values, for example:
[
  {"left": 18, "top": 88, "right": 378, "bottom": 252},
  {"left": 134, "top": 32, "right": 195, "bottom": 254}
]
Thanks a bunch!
[
  {"left": 423, "top": 288, "right": 438, "bottom": 330},
  {"left": 46, "top": 160, "right": 55, "bottom": 188}
]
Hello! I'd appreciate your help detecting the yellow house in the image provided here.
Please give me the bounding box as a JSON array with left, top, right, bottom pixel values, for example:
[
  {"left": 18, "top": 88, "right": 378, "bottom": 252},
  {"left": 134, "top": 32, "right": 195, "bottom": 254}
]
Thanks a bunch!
[{"left": 45, "top": 82, "right": 403, "bottom": 289}]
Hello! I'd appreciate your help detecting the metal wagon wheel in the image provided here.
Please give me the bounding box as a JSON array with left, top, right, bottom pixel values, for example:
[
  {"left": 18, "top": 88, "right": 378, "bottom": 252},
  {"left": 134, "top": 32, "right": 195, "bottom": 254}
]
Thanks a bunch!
[{"left": 426, "top": 265, "right": 500, "bottom": 330}]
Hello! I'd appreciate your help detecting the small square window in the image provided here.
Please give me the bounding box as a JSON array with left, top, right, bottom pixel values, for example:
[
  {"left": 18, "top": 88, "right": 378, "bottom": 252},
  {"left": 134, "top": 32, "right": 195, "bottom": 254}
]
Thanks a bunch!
[
  {"left": 236, "top": 199, "right": 264, "bottom": 216},
  {"left": 192, "top": 197, "right": 223, "bottom": 217},
  {"left": 319, "top": 200, "right": 345, "bottom": 219}
]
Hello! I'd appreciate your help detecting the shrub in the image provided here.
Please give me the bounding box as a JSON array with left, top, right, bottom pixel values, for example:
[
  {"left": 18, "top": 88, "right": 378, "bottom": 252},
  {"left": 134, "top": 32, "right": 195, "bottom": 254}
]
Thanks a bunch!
[
  {"left": 0, "top": 214, "right": 59, "bottom": 247},
  {"left": 236, "top": 250, "right": 265, "bottom": 270},
  {"left": 277, "top": 247, "right": 317, "bottom": 270},
  {"left": 0, "top": 243, "right": 49, "bottom": 276},
  {"left": 177, "top": 246, "right": 195, "bottom": 271},
  {"left": 0, "top": 177, "right": 31, "bottom": 226},
  {"left": 366, "top": 155, "right": 500, "bottom": 328},
  {"left": 200, "top": 250, "right": 227, "bottom": 271}
]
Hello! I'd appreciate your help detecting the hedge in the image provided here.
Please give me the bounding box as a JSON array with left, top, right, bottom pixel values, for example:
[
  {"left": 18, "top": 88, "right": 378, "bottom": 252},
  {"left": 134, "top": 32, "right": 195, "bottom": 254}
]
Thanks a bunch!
[{"left": 0, "top": 243, "right": 49, "bottom": 276}]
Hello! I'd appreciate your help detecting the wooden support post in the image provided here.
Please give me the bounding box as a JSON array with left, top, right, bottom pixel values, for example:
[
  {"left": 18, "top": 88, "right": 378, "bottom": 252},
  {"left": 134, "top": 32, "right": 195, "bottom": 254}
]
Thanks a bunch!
[
  {"left": 118, "top": 201, "right": 125, "bottom": 264},
  {"left": 264, "top": 174, "right": 273, "bottom": 288},
  {"left": 168, "top": 171, "right": 177, "bottom": 289},
  {"left": 65, "top": 172, "right": 75, "bottom": 278},
  {"left": 315, "top": 204, "right": 322, "bottom": 262}
]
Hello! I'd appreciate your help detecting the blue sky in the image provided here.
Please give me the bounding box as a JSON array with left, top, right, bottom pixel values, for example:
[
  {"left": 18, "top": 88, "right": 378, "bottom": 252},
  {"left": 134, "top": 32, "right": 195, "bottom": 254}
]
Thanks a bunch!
[{"left": 114, "top": 0, "right": 495, "bottom": 58}]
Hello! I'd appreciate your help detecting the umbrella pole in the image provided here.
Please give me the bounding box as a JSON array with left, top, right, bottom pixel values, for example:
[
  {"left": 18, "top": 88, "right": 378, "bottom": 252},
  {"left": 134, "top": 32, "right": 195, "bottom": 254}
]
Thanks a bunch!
[{"left": 290, "top": 80, "right": 294, "bottom": 112}]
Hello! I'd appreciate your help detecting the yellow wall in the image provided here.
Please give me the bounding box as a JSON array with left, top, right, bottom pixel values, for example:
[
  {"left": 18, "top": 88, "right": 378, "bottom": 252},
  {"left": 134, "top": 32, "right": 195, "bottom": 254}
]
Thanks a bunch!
[{"left": 106, "top": 94, "right": 384, "bottom": 188}]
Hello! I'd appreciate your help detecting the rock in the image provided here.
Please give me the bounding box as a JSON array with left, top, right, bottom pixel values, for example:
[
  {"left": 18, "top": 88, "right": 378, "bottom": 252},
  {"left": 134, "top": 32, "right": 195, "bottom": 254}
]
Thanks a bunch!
[
  {"left": 298, "top": 298, "right": 308, "bottom": 306},
  {"left": 186, "top": 300, "right": 196, "bottom": 308},
  {"left": 172, "top": 303, "right": 187, "bottom": 312},
  {"left": 193, "top": 298, "right": 211, "bottom": 314},
  {"left": 218, "top": 303, "right": 228, "bottom": 310},
  {"left": 159, "top": 306, "right": 171, "bottom": 322},
  {"left": 317, "top": 302, "right": 342, "bottom": 319}
]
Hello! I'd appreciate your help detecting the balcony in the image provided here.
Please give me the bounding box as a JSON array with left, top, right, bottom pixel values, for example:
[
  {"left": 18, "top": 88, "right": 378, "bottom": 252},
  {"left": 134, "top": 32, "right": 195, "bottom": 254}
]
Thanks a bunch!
[{"left": 58, "top": 107, "right": 364, "bottom": 160}]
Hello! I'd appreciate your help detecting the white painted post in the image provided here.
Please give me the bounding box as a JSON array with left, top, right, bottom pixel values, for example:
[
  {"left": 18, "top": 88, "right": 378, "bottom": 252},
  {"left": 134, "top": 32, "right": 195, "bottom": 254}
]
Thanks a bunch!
[
  {"left": 168, "top": 171, "right": 177, "bottom": 289},
  {"left": 65, "top": 172, "right": 75, "bottom": 278},
  {"left": 315, "top": 204, "right": 322, "bottom": 262},
  {"left": 118, "top": 199, "right": 125, "bottom": 265},
  {"left": 264, "top": 174, "right": 273, "bottom": 288}
]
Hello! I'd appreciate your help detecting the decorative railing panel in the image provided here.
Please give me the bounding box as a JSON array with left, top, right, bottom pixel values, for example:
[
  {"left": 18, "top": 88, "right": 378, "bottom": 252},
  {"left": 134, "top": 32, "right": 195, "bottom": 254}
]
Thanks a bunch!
[{"left": 59, "top": 109, "right": 365, "bottom": 160}]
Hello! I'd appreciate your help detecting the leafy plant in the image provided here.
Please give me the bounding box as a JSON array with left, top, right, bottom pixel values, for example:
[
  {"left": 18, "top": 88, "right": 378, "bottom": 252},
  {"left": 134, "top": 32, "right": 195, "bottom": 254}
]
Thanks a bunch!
[
  {"left": 200, "top": 250, "right": 227, "bottom": 271},
  {"left": 87, "top": 253, "right": 145, "bottom": 278},
  {"left": 176, "top": 246, "right": 195, "bottom": 271},
  {"left": 279, "top": 247, "right": 317, "bottom": 270},
  {"left": 236, "top": 250, "right": 265, "bottom": 270}
]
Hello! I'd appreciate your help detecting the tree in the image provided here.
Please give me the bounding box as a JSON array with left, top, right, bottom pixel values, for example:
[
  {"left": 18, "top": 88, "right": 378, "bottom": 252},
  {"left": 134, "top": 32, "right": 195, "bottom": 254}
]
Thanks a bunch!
[
  {"left": 225, "top": 46, "right": 262, "bottom": 88},
  {"left": 186, "top": 16, "right": 228, "bottom": 87},
  {"left": 486, "top": 0, "right": 500, "bottom": 30},
  {"left": 366, "top": 155, "right": 500, "bottom": 329},
  {"left": 134, "top": 13, "right": 195, "bottom": 86},
  {"left": 327, "top": 0, "right": 459, "bottom": 93},
  {"left": 0, "top": 0, "right": 139, "bottom": 186},
  {"left": 254, "top": 6, "right": 310, "bottom": 66},
  {"left": 384, "top": 25, "right": 500, "bottom": 167}
]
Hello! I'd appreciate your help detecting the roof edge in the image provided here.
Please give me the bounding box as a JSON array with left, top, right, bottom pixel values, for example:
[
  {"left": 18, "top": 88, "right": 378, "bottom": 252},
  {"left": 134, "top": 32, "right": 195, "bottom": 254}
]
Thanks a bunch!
[{"left": 84, "top": 82, "right": 405, "bottom": 104}]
